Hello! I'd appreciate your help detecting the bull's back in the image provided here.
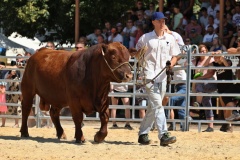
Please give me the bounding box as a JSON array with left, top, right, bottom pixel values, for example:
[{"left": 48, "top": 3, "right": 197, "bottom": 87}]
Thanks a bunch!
[{"left": 21, "top": 48, "right": 73, "bottom": 104}]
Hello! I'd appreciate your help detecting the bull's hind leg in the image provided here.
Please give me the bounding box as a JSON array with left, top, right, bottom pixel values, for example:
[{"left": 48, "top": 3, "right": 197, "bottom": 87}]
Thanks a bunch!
[
  {"left": 49, "top": 106, "right": 66, "bottom": 139},
  {"left": 94, "top": 111, "right": 109, "bottom": 143},
  {"left": 20, "top": 96, "right": 34, "bottom": 137}
]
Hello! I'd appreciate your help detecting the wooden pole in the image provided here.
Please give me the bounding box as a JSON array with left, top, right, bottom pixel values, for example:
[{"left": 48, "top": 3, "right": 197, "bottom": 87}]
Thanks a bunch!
[
  {"left": 75, "top": 0, "right": 79, "bottom": 45},
  {"left": 158, "top": 0, "right": 164, "bottom": 12},
  {"left": 219, "top": 0, "right": 224, "bottom": 41}
]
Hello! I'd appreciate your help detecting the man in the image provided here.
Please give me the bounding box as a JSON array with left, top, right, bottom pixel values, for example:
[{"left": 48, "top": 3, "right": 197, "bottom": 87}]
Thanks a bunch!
[{"left": 136, "top": 12, "right": 181, "bottom": 146}]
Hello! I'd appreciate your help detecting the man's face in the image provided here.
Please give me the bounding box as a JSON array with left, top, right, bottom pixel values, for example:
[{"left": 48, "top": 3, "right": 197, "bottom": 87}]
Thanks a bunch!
[
  {"left": 46, "top": 43, "right": 55, "bottom": 50},
  {"left": 152, "top": 19, "right": 165, "bottom": 29}
]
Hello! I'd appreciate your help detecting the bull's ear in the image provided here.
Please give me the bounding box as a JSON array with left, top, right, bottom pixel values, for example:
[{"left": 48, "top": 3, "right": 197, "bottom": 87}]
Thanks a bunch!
[{"left": 101, "top": 44, "right": 108, "bottom": 55}]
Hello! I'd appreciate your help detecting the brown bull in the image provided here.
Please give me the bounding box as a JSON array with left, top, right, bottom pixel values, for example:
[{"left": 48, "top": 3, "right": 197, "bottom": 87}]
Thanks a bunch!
[{"left": 20, "top": 42, "right": 143, "bottom": 143}]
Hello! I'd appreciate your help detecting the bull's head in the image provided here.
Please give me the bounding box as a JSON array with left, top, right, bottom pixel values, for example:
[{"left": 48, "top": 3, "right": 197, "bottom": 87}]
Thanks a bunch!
[{"left": 101, "top": 42, "right": 147, "bottom": 82}]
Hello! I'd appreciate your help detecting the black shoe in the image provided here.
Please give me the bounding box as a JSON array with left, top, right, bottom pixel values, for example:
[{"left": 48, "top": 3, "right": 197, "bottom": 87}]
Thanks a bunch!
[
  {"left": 138, "top": 134, "right": 150, "bottom": 145},
  {"left": 125, "top": 124, "right": 133, "bottom": 130},
  {"left": 202, "top": 127, "right": 214, "bottom": 132},
  {"left": 160, "top": 132, "right": 176, "bottom": 146},
  {"left": 112, "top": 124, "right": 118, "bottom": 128},
  {"left": 220, "top": 124, "right": 233, "bottom": 132}
]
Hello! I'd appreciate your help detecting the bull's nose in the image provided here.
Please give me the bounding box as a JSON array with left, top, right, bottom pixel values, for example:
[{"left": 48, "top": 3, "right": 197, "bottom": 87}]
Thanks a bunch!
[{"left": 125, "top": 73, "right": 133, "bottom": 80}]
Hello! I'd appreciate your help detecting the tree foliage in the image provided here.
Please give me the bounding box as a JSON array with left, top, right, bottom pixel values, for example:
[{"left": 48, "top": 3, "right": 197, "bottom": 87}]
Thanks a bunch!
[{"left": 0, "top": 0, "right": 154, "bottom": 45}]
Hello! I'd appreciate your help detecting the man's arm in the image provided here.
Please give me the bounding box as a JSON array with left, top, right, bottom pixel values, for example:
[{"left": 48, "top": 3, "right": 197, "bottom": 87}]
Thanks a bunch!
[{"left": 227, "top": 47, "right": 240, "bottom": 54}]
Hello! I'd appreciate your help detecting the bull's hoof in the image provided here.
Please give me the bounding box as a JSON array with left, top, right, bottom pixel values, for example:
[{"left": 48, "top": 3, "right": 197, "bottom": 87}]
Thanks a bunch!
[
  {"left": 94, "top": 133, "right": 105, "bottom": 143},
  {"left": 21, "top": 133, "right": 29, "bottom": 138},
  {"left": 75, "top": 139, "right": 86, "bottom": 143},
  {"left": 61, "top": 132, "right": 67, "bottom": 140}
]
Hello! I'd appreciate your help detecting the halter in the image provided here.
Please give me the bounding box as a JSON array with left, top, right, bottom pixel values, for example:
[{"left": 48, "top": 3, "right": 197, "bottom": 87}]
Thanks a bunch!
[{"left": 102, "top": 49, "right": 133, "bottom": 82}]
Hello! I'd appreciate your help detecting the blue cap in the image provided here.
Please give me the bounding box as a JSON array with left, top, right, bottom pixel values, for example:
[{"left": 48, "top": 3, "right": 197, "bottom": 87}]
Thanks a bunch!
[{"left": 152, "top": 12, "right": 167, "bottom": 21}]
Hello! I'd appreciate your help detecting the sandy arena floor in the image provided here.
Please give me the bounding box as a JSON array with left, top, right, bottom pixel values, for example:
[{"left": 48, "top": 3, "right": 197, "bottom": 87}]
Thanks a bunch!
[{"left": 0, "top": 120, "right": 240, "bottom": 160}]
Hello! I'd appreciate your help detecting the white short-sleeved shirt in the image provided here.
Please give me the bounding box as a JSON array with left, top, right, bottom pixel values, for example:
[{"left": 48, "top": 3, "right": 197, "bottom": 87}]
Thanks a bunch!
[
  {"left": 207, "top": 4, "right": 220, "bottom": 18},
  {"left": 203, "top": 33, "right": 218, "bottom": 43},
  {"left": 136, "top": 31, "right": 180, "bottom": 82},
  {"left": 108, "top": 34, "right": 123, "bottom": 43},
  {"left": 173, "top": 65, "right": 186, "bottom": 81}
]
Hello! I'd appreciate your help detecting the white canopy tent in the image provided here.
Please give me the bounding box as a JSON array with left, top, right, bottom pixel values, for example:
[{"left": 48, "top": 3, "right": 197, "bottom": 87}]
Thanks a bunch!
[{"left": 8, "top": 32, "right": 45, "bottom": 53}]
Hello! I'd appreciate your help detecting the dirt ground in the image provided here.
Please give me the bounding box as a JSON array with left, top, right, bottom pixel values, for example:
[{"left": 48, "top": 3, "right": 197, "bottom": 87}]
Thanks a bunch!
[{"left": 0, "top": 120, "right": 240, "bottom": 160}]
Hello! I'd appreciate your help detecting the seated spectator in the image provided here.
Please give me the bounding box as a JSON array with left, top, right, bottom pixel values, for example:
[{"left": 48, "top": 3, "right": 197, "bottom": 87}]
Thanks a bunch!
[
  {"left": 185, "top": 15, "right": 202, "bottom": 39},
  {"left": 179, "top": 0, "right": 194, "bottom": 22},
  {"left": 209, "top": 37, "right": 227, "bottom": 52},
  {"left": 75, "top": 42, "right": 86, "bottom": 51},
  {"left": 135, "top": 10, "right": 150, "bottom": 33},
  {"left": 192, "top": 45, "right": 217, "bottom": 132},
  {"left": 199, "top": 7, "right": 208, "bottom": 33},
  {"left": 97, "top": 35, "right": 106, "bottom": 44},
  {"left": 189, "top": 28, "right": 203, "bottom": 46},
  {"left": 87, "top": 28, "right": 106, "bottom": 45},
  {"left": 229, "top": 30, "right": 240, "bottom": 48},
  {"left": 232, "top": 5, "right": 240, "bottom": 29},
  {"left": 202, "top": 25, "right": 218, "bottom": 50},
  {"left": 108, "top": 27, "right": 123, "bottom": 44},
  {"left": 207, "top": 0, "right": 220, "bottom": 19},
  {"left": 165, "top": 11, "right": 173, "bottom": 30},
  {"left": 144, "top": 2, "right": 155, "bottom": 20},
  {"left": 205, "top": 15, "right": 218, "bottom": 33},
  {"left": 222, "top": 14, "right": 234, "bottom": 48},
  {"left": 110, "top": 84, "right": 133, "bottom": 130},
  {"left": 134, "top": 24, "right": 144, "bottom": 46},
  {"left": 196, "top": 51, "right": 234, "bottom": 132},
  {"left": 116, "top": 23, "right": 123, "bottom": 34}
]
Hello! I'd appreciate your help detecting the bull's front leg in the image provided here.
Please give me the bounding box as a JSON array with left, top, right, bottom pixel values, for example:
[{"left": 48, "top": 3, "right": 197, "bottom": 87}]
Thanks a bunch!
[
  {"left": 94, "top": 109, "right": 109, "bottom": 143},
  {"left": 72, "top": 111, "right": 85, "bottom": 143}
]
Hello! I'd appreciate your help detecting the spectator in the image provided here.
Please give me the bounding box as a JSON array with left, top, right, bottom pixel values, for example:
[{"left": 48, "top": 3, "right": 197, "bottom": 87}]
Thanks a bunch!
[
  {"left": 192, "top": 45, "right": 217, "bottom": 132},
  {"left": 209, "top": 37, "right": 227, "bottom": 52},
  {"left": 232, "top": 5, "right": 240, "bottom": 29},
  {"left": 189, "top": 28, "right": 203, "bottom": 46},
  {"left": 97, "top": 35, "right": 106, "bottom": 44},
  {"left": 224, "top": 46, "right": 240, "bottom": 122},
  {"left": 131, "top": 0, "right": 146, "bottom": 21},
  {"left": 196, "top": 51, "right": 234, "bottom": 132},
  {"left": 45, "top": 41, "right": 55, "bottom": 50},
  {"left": 108, "top": 27, "right": 123, "bottom": 44},
  {"left": 199, "top": 0, "right": 210, "bottom": 9},
  {"left": 134, "top": 24, "right": 144, "bottom": 46},
  {"left": 165, "top": 11, "right": 173, "bottom": 30},
  {"left": 86, "top": 28, "right": 105, "bottom": 45},
  {"left": 207, "top": 0, "right": 220, "bottom": 18},
  {"left": 79, "top": 36, "right": 88, "bottom": 46},
  {"left": 0, "top": 81, "right": 7, "bottom": 127},
  {"left": 222, "top": 14, "right": 234, "bottom": 48},
  {"left": 202, "top": 25, "right": 218, "bottom": 50},
  {"left": 205, "top": 15, "right": 218, "bottom": 33},
  {"left": 144, "top": 2, "right": 156, "bottom": 20},
  {"left": 136, "top": 12, "right": 180, "bottom": 146},
  {"left": 227, "top": 12, "right": 233, "bottom": 25},
  {"left": 179, "top": 0, "right": 194, "bottom": 22},
  {"left": 135, "top": 10, "right": 150, "bottom": 33},
  {"left": 75, "top": 42, "right": 86, "bottom": 51},
  {"left": 185, "top": 15, "right": 202, "bottom": 39},
  {"left": 168, "top": 65, "right": 188, "bottom": 131},
  {"left": 199, "top": 7, "right": 209, "bottom": 33},
  {"left": 104, "top": 21, "right": 112, "bottom": 39},
  {"left": 122, "top": 19, "right": 137, "bottom": 49},
  {"left": 229, "top": 30, "right": 240, "bottom": 48},
  {"left": 116, "top": 23, "right": 123, "bottom": 34},
  {"left": 110, "top": 84, "right": 133, "bottom": 130},
  {"left": 172, "top": 5, "right": 183, "bottom": 31}
]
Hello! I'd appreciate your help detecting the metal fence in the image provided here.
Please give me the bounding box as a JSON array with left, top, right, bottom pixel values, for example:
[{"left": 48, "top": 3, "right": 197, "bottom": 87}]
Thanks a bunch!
[{"left": 1, "top": 48, "right": 240, "bottom": 132}]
